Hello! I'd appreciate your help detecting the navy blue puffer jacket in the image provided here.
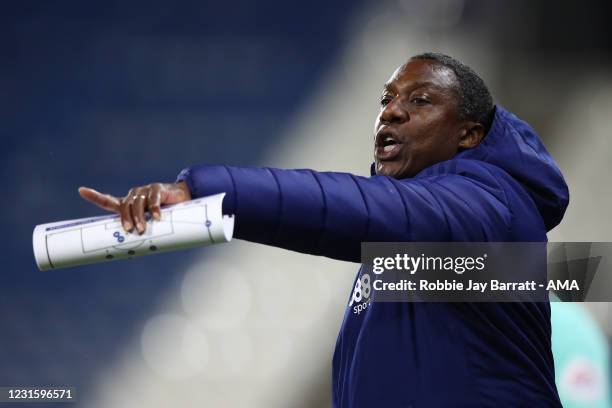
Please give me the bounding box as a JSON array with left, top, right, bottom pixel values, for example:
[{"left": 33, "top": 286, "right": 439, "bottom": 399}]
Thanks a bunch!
[{"left": 177, "top": 106, "right": 569, "bottom": 407}]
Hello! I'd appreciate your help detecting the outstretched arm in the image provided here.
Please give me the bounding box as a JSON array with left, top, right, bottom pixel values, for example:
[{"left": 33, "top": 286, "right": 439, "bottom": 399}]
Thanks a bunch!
[
  {"left": 175, "top": 164, "right": 509, "bottom": 261},
  {"left": 80, "top": 164, "right": 510, "bottom": 263}
]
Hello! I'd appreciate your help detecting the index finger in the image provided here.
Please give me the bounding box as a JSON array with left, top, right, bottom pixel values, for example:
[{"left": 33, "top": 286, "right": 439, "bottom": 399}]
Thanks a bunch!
[{"left": 78, "top": 186, "right": 121, "bottom": 213}]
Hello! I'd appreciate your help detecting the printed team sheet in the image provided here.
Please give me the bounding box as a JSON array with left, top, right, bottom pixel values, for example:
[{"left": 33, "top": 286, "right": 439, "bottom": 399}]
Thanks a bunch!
[{"left": 33, "top": 193, "right": 234, "bottom": 271}]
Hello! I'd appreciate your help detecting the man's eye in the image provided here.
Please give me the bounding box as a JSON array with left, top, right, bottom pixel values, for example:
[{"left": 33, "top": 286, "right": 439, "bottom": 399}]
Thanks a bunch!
[
  {"left": 411, "top": 97, "right": 429, "bottom": 105},
  {"left": 380, "top": 96, "right": 392, "bottom": 106}
]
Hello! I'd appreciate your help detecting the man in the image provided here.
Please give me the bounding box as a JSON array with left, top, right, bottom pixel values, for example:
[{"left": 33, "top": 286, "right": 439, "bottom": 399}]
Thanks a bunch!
[{"left": 80, "top": 53, "right": 569, "bottom": 406}]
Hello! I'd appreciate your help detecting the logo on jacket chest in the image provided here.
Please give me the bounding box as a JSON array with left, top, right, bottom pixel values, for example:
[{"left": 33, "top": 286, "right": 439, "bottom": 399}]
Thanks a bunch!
[{"left": 348, "top": 272, "right": 372, "bottom": 315}]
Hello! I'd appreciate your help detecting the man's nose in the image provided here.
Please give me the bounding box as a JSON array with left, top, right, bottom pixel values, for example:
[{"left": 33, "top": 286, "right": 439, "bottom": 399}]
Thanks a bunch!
[{"left": 380, "top": 99, "right": 408, "bottom": 124}]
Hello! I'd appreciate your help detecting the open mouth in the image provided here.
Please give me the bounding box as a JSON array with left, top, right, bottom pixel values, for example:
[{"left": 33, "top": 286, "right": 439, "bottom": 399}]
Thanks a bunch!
[
  {"left": 381, "top": 135, "right": 399, "bottom": 152},
  {"left": 375, "top": 133, "right": 402, "bottom": 160}
]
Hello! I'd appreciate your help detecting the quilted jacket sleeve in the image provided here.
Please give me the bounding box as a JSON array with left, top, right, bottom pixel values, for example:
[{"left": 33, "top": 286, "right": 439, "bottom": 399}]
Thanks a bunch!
[{"left": 177, "top": 164, "right": 511, "bottom": 262}]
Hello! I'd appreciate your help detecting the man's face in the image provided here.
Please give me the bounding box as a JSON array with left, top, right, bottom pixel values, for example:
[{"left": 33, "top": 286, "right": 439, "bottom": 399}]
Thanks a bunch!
[{"left": 374, "top": 58, "right": 467, "bottom": 179}]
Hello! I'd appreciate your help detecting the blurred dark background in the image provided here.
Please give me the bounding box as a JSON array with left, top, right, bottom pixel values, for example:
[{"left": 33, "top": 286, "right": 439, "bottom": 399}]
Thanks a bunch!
[{"left": 1, "top": 0, "right": 363, "bottom": 397}]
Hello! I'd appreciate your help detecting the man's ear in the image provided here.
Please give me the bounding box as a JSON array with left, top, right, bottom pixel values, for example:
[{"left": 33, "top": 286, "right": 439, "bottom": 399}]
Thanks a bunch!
[{"left": 458, "top": 122, "right": 485, "bottom": 149}]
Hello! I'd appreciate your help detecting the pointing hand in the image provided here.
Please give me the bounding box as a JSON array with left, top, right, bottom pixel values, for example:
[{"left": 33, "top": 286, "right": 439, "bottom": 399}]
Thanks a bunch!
[{"left": 78, "top": 182, "right": 191, "bottom": 234}]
